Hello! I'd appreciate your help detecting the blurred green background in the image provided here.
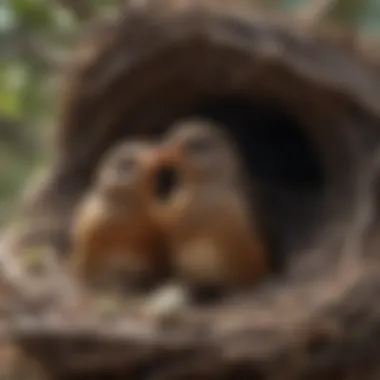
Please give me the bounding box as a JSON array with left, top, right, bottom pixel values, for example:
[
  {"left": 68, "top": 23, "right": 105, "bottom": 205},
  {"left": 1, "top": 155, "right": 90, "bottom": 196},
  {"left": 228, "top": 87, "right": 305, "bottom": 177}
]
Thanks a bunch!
[
  {"left": 0, "top": 0, "right": 120, "bottom": 226},
  {"left": 0, "top": 0, "right": 379, "bottom": 227}
]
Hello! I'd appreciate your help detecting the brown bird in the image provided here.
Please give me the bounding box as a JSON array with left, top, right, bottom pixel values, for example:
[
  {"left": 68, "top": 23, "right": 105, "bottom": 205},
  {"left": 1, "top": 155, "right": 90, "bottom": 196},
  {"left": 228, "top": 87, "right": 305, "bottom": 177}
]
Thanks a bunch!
[
  {"left": 149, "top": 118, "right": 268, "bottom": 298},
  {"left": 69, "top": 140, "right": 169, "bottom": 292}
]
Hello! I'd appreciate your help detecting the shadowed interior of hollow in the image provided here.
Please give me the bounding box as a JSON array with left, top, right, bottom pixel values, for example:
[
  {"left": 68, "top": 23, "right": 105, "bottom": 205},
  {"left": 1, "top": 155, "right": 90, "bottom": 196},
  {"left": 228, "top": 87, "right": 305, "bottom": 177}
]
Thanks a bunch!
[{"left": 195, "top": 97, "right": 324, "bottom": 188}]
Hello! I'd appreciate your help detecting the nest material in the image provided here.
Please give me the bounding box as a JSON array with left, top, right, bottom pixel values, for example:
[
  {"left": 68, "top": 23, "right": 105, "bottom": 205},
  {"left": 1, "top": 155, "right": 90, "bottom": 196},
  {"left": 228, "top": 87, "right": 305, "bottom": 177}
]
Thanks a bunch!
[{"left": 3, "top": 1, "right": 380, "bottom": 379}]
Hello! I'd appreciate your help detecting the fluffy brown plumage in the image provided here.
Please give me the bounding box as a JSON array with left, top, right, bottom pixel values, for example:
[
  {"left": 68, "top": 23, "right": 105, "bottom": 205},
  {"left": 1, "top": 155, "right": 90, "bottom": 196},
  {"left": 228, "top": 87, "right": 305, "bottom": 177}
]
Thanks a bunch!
[
  {"left": 69, "top": 140, "right": 169, "bottom": 291},
  {"left": 149, "top": 118, "right": 268, "bottom": 295}
]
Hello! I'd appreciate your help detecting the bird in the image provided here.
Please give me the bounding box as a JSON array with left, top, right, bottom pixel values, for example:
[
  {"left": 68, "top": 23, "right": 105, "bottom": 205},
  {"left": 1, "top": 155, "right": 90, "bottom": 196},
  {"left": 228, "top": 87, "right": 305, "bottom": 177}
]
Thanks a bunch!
[
  {"left": 69, "top": 139, "right": 169, "bottom": 293},
  {"left": 148, "top": 117, "right": 269, "bottom": 299}
]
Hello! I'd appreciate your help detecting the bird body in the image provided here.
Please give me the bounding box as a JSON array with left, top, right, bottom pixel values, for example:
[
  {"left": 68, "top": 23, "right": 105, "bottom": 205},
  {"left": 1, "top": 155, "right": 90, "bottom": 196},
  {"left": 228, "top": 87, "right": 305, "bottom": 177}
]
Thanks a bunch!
[
  {"left": 70, "top": 140, "right": 168, "bottom": 290},
  {"left": 150, "top": 118, "right": 268, "bottom": 293},
  {"left": 165, "top": 183, "right": 266, "bottom": 289}
]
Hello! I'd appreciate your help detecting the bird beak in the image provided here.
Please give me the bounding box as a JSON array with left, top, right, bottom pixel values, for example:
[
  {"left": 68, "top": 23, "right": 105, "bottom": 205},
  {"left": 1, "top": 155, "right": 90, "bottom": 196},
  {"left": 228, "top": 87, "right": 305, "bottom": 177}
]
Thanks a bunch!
[
  {"left": 144, "top": 145, "right": 181, "bottom": 203},
  {"left": 155, "top": 146, "right": 181, "bottom": 165},
  {"left": 146, "top": 145, "right": 181, "bottom": 171}
]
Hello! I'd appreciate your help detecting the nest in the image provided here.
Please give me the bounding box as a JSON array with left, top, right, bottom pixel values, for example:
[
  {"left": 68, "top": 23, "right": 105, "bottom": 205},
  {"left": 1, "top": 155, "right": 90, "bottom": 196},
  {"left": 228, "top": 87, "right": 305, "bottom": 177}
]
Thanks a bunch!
[{"left": 2, "top": 1, "right": 380, "bottom": 379}]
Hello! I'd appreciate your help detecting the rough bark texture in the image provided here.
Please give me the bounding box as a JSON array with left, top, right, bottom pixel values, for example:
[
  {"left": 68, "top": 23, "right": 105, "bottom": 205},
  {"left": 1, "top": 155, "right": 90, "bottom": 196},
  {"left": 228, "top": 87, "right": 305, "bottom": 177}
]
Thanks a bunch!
[{"left": 2, "top": 1, "right": 380, "bottom": 379}]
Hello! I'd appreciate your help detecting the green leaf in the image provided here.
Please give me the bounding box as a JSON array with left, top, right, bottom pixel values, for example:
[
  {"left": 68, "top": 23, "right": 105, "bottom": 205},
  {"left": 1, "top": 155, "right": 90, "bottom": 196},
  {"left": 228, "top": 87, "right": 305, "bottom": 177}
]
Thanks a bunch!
[
  {"left": 0, "top": 0, "right": 17, "bottom": 30},
  {"left": 11, "top": 0, "right": 55, "bottom": 30}
]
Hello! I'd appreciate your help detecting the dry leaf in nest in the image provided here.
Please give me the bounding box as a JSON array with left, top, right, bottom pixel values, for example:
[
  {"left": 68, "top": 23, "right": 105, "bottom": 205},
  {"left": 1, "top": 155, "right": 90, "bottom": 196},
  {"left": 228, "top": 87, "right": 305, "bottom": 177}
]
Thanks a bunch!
[{"left": 142, "top": 282, "right": 190, "bottom": 325}]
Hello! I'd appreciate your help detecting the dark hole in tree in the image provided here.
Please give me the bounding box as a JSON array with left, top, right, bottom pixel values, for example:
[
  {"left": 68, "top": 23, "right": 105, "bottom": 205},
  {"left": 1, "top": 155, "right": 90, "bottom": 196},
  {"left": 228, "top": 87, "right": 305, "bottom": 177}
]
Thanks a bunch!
[
  {"left": 190, "top": 97, "right": 326, "bottom": 272},
  {"left": 195, "top": 97, "right": 323, "bottom": 187}
]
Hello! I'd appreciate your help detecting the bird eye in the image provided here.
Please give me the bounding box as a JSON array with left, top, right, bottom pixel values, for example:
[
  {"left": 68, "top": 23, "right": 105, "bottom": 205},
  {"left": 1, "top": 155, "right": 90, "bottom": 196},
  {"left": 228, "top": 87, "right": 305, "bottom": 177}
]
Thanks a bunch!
[
  {"left": 183, "top": 135, "right": 215, "bottom": 157},
  {"left": 116, "top": 156, "right": 137, "bottom": 173}
]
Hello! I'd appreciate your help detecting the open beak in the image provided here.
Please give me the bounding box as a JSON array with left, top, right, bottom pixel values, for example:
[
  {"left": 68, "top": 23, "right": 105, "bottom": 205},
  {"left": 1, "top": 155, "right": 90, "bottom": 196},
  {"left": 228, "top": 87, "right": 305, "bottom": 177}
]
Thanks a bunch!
[
  {"left": 144, "top": 145, "right": 181, "bottom": 174},
  {"left": 146, "top": 145, "right": 181, "bottom": 202},
  {"left": 153, "top": 146, "right": 181, "bottom": 166}
]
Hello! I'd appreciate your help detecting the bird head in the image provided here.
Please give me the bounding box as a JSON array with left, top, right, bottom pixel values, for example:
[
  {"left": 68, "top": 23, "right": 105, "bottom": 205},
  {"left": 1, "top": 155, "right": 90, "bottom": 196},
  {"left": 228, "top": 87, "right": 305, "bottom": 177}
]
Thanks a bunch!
[
  {"left": 160, "top": 118, "right": 242, "bottom": 187},
  {"left": 95, "top": 140, "right": 155, "bottom": 204}
]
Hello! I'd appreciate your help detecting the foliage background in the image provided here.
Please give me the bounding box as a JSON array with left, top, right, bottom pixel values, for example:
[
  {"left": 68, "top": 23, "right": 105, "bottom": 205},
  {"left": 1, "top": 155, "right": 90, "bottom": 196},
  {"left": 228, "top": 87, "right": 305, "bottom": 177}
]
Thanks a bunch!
[
  {"left": 0, "top": 0, "right": 379, "bottom": 226},
  {"left": 0, "top": 0, "right": 120, "bottom": 226}
]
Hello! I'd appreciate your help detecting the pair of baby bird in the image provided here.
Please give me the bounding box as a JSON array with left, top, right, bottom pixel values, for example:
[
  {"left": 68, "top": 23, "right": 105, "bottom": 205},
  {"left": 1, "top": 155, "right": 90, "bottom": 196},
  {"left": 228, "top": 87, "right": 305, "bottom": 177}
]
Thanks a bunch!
[{"left": 70, "top": 118, "right": 268, "bottom": 300}]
